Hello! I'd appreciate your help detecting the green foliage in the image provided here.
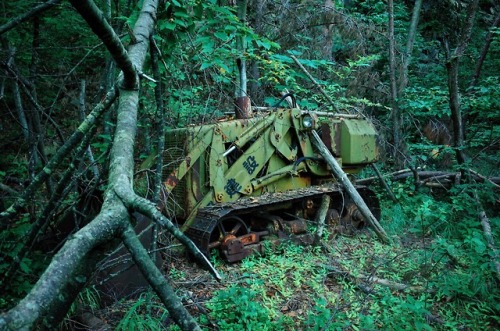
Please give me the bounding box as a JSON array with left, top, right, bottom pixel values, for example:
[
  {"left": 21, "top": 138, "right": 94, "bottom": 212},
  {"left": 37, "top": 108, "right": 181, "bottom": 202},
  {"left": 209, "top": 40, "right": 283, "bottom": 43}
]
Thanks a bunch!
[
  {"left": 0, "top": 214, "right": 48, "bottom": 310},
  {"left": 379, "top": 181, "right": 499, "bottom": 327},
  {"left": 1, "top": 0, "right": 499, "bottom": 329},
  {"left": 62, "top": 286, "right": 101, "bottom": 328},
  {"left": 152, "top": 0, "right": 282, "bottom": 123},
  {"left": 368, "top": 293, "right": 432, "bottom": 331},
  {"left": 116, "top": 293, "right": 169, "bottom": 331},
  {"left": 465, "top": 76, "right": 500, "bottom": 151},
  {"left": 260, "top": 51, "right": 384, "bottom": 112},
  {"left": 205, "top": 286, "right": 272, "bottom": 331}
]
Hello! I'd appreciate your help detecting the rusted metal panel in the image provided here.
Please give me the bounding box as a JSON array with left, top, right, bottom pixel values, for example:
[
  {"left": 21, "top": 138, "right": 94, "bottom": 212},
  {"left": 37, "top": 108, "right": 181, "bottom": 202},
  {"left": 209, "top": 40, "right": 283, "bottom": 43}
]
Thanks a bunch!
[{"left": 234, "top": 96, "right": 253, "bottom": 119}]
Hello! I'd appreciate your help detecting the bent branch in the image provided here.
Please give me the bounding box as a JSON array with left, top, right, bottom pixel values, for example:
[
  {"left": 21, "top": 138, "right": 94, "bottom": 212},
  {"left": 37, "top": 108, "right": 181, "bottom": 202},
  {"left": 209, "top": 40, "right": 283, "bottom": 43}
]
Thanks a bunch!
[
  {"left": 0, "top": 0, "right": 61, "bottom": 36},
  {"left": 122, "top": 224, "right": 202, "bottom": 331},
  {"left": 0, "top": 87, "right": 117, "bottom": 222},
  {"left": 69, "top": 0, "right": 137, "bottom": 88}
]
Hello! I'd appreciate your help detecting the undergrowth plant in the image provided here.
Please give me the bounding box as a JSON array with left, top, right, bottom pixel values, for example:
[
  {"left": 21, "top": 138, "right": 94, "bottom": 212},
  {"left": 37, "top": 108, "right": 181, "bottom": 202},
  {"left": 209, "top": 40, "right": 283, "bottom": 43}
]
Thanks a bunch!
[
  {"left": 192, "top": 181, "right": 498, "bottom": 330},
  {"left": 116, "top": 293, "right": 169, "bottom": 331},
  {"left": 202, "top": 285, "right": 274, "bottom": 331}
]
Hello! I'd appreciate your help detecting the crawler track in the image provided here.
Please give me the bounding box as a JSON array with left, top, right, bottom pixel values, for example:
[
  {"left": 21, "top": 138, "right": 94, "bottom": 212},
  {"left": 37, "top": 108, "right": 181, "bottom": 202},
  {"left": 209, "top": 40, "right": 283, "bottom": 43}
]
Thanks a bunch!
[{"left": 185, "top": 184, "right": 380, "bottom": 262}]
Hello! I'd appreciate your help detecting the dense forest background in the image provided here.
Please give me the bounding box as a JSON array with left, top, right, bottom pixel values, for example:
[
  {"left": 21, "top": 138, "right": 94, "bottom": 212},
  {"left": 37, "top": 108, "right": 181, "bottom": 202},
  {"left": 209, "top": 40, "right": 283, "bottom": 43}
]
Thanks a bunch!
[{"left": 0, "top": 0, "right": 498, "bottom": 330}]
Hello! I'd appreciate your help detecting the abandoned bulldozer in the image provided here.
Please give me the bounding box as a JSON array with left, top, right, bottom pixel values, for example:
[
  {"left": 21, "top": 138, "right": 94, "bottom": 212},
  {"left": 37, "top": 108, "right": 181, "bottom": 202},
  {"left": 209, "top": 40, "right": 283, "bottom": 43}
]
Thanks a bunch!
[{"left": 160, "top": 104, "right": 381, "bottom": 262}]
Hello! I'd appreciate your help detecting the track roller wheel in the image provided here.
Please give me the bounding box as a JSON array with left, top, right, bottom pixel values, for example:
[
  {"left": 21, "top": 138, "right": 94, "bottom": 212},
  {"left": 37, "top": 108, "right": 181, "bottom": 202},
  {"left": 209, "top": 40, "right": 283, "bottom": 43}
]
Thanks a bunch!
[
  {"left": 207, "top": 216, "right": 263, "bottom": 262},
  {"left": 208, "top": 216, "right": 249, "bottom": 249}
]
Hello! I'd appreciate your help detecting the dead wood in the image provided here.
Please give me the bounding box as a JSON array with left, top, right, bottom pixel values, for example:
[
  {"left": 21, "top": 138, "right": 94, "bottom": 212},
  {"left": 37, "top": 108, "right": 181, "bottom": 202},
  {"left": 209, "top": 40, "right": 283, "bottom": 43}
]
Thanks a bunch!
[
  {"left": 314, "top": 194, "right": 331, "bottom": 245},
  {"left": 357, "top": 169, "right": 500, "bottom": 187},
  {"left": 323, "top": 264, "right": 427, "bottom": 293},
  {"left": 478, "top": 210, "right": 500, "bottom": 280},
  {"left": 310, "top": 130, "right": 390, "bottom": 243}
]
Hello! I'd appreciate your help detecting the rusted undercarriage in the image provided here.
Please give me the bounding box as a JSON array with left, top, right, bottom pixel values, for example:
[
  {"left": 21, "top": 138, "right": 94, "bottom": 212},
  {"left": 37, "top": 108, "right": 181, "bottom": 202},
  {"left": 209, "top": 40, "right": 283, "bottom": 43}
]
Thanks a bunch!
[{"left": 185, "top": 184, "right": 380, "bottom": 262}]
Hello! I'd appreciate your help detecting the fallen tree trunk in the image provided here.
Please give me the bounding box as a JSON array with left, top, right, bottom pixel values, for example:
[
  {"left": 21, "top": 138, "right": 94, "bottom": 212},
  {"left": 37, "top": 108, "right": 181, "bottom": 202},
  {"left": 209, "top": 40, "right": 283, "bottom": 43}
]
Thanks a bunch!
[
  {"left": 314, "top": 194, "right": 331, "bottom": 245},
  {"left": 322, "top": 264, "right": 427, "bottom": 293},
  {"left": 310, "top": 130, "right": 390, "bottom": 243},
  {"left": 479, "top": 210, "right": 500, "bottom": 280},
  {"left": 0, "top": 1, "right": 217, "bottom": 330},
  {"left": 357, "top": 169, "right": 500, "bottom": 187}
]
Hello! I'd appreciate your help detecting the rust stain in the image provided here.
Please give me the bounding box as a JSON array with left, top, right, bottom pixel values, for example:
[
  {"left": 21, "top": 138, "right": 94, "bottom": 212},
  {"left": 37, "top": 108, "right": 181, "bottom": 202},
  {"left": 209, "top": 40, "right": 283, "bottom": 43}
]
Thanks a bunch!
[{"left": 164, "top": 173, "right": 179, "bottom": 188}]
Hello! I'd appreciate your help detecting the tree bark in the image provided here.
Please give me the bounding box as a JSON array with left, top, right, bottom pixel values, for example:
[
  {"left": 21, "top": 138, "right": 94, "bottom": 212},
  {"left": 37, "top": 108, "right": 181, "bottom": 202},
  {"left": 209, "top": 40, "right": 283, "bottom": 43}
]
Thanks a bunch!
[
  {"left": 314, "top": 194, "right": 331, "bottom": 245},
  {"left": 322, "top": 0, "right": 335, "bottom": 61},
  {"left": 310, "top": 130, "right": 390, "bottom": 243},
  {"left": 236, "top": 0, "right": 248, "bottom": 98},
  {"left": 398, "top": 0, "right": 423, "bottom": 95},
  {"left": 0, "top": 39, "right": 30, "bottom": 141},
  {"left": 323, "top": 264, "right": 427, "bottom": 293},
  {"left": 151, "top": 38, "right": 165, "bottom": 204},
  {"left": 443, "top": 0, "right": 480, "bottom": 166},
  {"left": 28, "top": 16, "right": 52, "bottom": 194},
  {"left": 478, "top": 209, "right": 500, "bottom": 280},
  {"left": 121, "top": 224, "right": 202, "bottom": 331},
  {"left": 0, "top": 0, "right": 61, "bottom": 36},
  {"left": 446, "top": 58, "right": 467, "bottom": 165},
  {"left": 388, "top": 0, "right": 403, "bottom": 166},
  {"left": 470, "top": 10, "right": 500, "bottom": 87},
  {"left": 1, "top": 1, "right": 219, "bottom": 329},
  {"left": 78, "top": 79, "right": 100, "bottom": 178},
  {"left": 249, "top": 0, "right": 264, "bottom": 101}
]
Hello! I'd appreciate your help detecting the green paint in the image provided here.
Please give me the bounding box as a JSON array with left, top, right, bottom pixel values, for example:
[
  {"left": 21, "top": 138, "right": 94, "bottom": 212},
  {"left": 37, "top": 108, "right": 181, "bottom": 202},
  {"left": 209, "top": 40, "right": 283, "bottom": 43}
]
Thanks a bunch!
[{"left": 162, "top": 108, "right": 379, "bottom": 221}]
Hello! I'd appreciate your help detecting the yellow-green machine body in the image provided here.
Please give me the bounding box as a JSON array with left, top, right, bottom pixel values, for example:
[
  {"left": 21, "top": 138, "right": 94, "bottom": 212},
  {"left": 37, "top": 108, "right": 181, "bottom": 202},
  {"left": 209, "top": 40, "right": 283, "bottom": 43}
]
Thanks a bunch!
[{"left": 162, "top": 108, "right": 379, "bottom": 262}]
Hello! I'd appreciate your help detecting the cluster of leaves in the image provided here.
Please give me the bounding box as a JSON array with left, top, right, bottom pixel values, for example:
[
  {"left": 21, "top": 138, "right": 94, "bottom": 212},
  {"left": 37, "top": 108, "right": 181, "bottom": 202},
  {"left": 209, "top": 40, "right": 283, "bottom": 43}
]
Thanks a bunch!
[
  {"left": 0, "top": 214, "right": 48, "bottom": 309},
  {"left": 161, "top": 178, "right": 497, "bottom": 330},
  {"left": 115, "top": 293, "right": 170, "bottom": 331},
  {"left": 113, "top": 198, "right": 498, "bottom": 330}
]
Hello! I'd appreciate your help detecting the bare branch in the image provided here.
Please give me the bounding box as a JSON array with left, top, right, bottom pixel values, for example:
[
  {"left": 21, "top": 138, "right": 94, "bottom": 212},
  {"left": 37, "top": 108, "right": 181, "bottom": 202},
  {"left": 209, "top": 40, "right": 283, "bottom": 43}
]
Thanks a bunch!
[
  {"left": 0, "top": 0, "right": 61, "bottom": 36},
  {"left": 0, "top": 87, "right": 117, "bottom": 222},
  {"left": 121, "top": 224, "right": 202, "bottom": 331},
  {"left": 69, "top": 0, "right": 138, "bottom": 88}
]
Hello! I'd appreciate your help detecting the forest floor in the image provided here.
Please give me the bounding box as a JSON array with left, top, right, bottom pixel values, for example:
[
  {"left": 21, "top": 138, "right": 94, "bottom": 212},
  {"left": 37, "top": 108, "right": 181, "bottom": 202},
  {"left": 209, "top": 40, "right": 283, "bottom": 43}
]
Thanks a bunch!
[{"left": 74, "top": 218, "right": 499, "bottom": 330}]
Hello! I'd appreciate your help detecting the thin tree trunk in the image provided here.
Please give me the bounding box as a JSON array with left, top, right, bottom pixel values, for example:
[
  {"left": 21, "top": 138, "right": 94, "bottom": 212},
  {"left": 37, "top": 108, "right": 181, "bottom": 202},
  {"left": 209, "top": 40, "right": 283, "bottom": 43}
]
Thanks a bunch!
[
  {"left": 236, "top": 0, "right": 248, "bottom": 98},
  {"left": 399, "top": 0, "right": 423, "bottom": 95},
  {"left": 11, "top": 76, "right": 30, "bottom": 142},
  {"left": 29, "top": 16, "right": 53, "bottom": 195},
  {"left": 249, "top": 0, "right": 264, "bottom": 102},
  {"left": 322, "top": 0, "right": 335, "bottom": 61},
  {"left": 1, "top": 39, "right": 30, "bottom": 141},
  {"left": 478, "top": 209, "right": 500, "bottom": 280},
  {"left": 388, "top": 0, "right": 403, "bottom": 166},
  {"left": 234, "top": 0, "right": 252, "bottom": 118},
  {"left": 470, "top": 11, "right": 500, "bottom": 87},
  {"left": 78, "top": 79, "right": 100, "bottom": 178},
  {"left": 443, "top": 0, "right": 480, "bottom": 166},
  {"left": 310, "top": 130, "right": 390, "bottom": 243},
  {"left": 122, "top": 224, "right": 202, "bottom": 331},
  {"left": 314, "top": 194, "right": 331, "bottom": 245},
  {"left": 446, "top": 58, "right": 467, "bottom": 165},
  {"left": 0, "top": 0, "right": 61, "bottom": 36},
  {"left": 100, "top": 0, "right": 116, "bottom": 138},
  {"left": 151, "top": 38, "right": 165, "bottom": 204}
]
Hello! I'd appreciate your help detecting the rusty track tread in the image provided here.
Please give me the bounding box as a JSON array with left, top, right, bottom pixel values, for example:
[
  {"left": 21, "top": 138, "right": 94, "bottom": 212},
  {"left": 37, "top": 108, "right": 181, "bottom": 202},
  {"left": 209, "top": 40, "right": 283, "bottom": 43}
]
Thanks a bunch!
[{"left": 185, "top": 183, "right": 370, "bottom": 256}]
